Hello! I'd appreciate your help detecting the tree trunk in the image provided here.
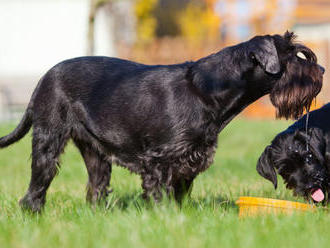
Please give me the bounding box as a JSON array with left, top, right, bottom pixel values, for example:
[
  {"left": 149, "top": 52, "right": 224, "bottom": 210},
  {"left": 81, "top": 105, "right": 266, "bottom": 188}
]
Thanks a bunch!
[{"left": 87, "top": 0, "right": 99, "bottom": 56}]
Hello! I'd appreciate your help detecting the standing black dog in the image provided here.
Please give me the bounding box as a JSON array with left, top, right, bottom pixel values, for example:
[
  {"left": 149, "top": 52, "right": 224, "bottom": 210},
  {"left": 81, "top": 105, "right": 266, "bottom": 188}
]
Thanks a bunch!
[
  {"left": 257, "top": 103, "right": 330, "bottom": 203},
  {"left": 0, "top": 32, "right": 324, "bottom": 212}
]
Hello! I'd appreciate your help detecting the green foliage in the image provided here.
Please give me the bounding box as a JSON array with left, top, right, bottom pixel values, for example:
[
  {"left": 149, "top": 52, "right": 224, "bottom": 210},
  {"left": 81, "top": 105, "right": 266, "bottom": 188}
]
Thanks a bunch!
[
  {"left": 134, "top": 0, "right": 220, "bottom": 43},
  {"left": 178, "top": 0, "right": 220, "bottom": 43},
  {"left": 135, "top": 0, "right": 158, "bottom": 43},
  {"left": 1, "top": 119, "right": 330, "bottom": 248}
]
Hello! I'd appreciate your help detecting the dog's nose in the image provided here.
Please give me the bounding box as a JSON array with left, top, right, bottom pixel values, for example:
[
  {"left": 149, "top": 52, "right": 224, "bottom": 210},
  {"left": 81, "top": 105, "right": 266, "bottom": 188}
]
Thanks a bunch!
[{"left": 318, "top": 65, "right": 325, "bottom": 74}]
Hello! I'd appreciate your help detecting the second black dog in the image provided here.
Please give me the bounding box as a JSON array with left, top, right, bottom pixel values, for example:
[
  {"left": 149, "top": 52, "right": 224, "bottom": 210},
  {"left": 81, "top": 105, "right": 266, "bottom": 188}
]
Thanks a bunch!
[
  {"left": 0, "top": 32, "right": 324, "bottom": 212},
  {"left": 258, "top": 103, "right": 330, "bottom": 203}
]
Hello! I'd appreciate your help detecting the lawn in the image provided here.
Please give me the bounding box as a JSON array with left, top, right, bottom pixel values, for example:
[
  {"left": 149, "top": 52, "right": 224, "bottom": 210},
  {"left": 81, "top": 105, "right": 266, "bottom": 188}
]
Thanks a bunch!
[{"left": 1, "top": 118, "right": 330, "bottom": 248}]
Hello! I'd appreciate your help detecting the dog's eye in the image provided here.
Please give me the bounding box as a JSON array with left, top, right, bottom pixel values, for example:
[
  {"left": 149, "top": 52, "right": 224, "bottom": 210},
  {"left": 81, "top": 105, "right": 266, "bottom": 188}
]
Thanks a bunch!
[
  {"left": 297, "top": 52, "right": 307, "bottom": 60},
  {"left": 249, "top": 53, "right": 258, "bottom": 65},
  {"left": 305, "top": 153, "right": 313, "bottom": 164}
]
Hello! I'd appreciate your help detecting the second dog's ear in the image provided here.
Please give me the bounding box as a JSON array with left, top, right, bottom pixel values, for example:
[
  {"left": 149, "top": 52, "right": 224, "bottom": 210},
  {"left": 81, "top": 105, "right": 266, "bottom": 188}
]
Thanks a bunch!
[
  {"left": 323, "top": 133, "right": 330, "bottom": 173},
  {"left": 257, "top": 146, "right": 278, "bottom": 189},
  {"left": 252, "top": 38, "right": 281, "bottom": 74}
]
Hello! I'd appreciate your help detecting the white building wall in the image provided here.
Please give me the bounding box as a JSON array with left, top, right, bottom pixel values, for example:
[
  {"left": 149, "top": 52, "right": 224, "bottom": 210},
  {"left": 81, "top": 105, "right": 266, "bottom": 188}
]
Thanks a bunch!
[
  {"left": 0, "top": 0, "right": 91, "bottom": 77},
  {"left": 0, "top": 0, "right": 116, "bottom": 120}
]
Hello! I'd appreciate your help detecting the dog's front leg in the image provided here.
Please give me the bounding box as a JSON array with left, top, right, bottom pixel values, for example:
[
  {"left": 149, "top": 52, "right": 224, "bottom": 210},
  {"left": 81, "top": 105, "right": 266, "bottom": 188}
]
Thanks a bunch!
[
  {"left": 141, "top": 173, "right": 164, "bottom": 202},
  {"left": 141, "top": 165, "right": 176, "bottom": 202},
  {"left": 141, "top": 166, "right": 194, "bottom": 203},
  {"left": 173, "top": 178, "right": 194, "bottom": 203}
]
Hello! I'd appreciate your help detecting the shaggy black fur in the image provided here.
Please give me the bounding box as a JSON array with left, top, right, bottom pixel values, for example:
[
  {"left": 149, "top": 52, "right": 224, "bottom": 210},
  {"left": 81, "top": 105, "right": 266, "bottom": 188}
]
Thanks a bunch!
[
  {"left": 0, "top": 32, "right": 324, "bottom": 212},
  {"left": 257, "top": 103, "right": 330, "bottom": 203}
]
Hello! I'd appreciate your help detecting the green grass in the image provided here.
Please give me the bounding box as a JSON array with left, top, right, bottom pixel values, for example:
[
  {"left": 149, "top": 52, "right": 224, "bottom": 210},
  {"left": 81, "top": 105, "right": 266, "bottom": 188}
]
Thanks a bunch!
[{"left": 1, "top": 118, "right": 330, "bottom": 248}]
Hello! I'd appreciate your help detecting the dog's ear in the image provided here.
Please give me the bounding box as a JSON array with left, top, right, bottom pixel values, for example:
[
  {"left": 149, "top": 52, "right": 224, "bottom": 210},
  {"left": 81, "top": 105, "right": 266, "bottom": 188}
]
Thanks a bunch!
[
  {"left": 257, "top": 146, "right": 278, "bottom": 189},
  {"left": 251, "top": 38, "right": 281, "bottom": 74},
  {"left": 323, "top": 132, "right": 330, "bottom": 173}
]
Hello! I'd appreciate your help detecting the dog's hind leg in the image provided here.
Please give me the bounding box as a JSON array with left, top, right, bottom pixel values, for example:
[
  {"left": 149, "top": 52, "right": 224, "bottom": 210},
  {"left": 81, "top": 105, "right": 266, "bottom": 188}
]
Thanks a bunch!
[
  {"left": 19, "top": 126, "right": 70, "bottom": 212},
  {"left": 74, "top": 140, "right": 112, "bottom": 205}
]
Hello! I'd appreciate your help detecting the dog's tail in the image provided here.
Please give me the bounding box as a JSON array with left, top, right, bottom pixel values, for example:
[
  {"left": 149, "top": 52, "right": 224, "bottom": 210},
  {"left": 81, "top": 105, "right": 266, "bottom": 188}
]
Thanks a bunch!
[
  {"left": 0, "top": 74, "right": 43, "bottom": 148},
  {"left": 0, "top": 108, "right": 33, "bottom": 148}
]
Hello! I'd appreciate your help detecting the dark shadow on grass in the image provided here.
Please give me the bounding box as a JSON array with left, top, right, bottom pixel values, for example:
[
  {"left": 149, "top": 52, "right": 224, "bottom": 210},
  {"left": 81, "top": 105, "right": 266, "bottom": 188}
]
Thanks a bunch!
[
  {"left": 17, "top": 190, "right": 239, "bottom": 216},
  {"left": 104, "top": 191, "right": 238, "bottom": 213},
  {"left": 182, "top": 195, "right": 238, "bottom": 212}
]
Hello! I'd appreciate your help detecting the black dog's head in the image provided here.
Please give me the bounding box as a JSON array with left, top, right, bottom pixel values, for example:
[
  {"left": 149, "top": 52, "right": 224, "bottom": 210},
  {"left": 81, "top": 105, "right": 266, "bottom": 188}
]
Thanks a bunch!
[
  {"left": 189, "top": 31, "right": 324, "bottom": 120},
  {"left": 247, "top": 31, "right": 324, "bottom": 119},
  {"left": 257, "top": 129, "right": 330, "bottom": 203},
  {"left": 269, "top": 32, "right": 324, "bottom": 119}
]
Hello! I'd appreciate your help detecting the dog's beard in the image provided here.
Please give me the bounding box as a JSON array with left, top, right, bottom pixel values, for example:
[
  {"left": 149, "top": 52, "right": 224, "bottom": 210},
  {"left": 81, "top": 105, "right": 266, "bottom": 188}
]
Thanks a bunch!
[{"left": 270, "top": 47, "right": 323, "bottom": 119}]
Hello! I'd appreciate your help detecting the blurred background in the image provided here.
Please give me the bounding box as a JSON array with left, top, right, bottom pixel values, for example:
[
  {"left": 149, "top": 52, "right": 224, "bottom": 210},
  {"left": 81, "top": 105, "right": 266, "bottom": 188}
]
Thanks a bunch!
[{"left": 1, "top": 0, "right": 330, "bottom": 121}]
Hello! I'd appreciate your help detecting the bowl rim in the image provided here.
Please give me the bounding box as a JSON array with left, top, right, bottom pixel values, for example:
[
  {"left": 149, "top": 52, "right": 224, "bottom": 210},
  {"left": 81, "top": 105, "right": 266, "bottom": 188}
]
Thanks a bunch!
[{"left": 236, "top": 196, "right": 316, "bottom": 210}]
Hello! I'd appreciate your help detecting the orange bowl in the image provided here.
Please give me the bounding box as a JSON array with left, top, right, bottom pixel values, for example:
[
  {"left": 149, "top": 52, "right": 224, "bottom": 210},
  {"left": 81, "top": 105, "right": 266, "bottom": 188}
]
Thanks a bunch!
[{"left": 236, "top": 196, "right": 316, "bottom": 217}]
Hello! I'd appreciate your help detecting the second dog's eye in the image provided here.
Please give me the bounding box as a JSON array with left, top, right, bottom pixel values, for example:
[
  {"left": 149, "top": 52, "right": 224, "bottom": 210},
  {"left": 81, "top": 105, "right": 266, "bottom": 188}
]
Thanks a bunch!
[
  {"left": 249, "top": 53, "right": 258, "bottom": 65},
  {"left": 305, "top": 153, "right": 313, "bottom": 164}
]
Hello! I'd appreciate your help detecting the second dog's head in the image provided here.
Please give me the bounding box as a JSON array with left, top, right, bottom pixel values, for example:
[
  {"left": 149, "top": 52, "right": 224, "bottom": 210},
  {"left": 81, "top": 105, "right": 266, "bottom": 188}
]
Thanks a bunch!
[{"left": 257, "top": 128, "right": 330, "bottom": 203}]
